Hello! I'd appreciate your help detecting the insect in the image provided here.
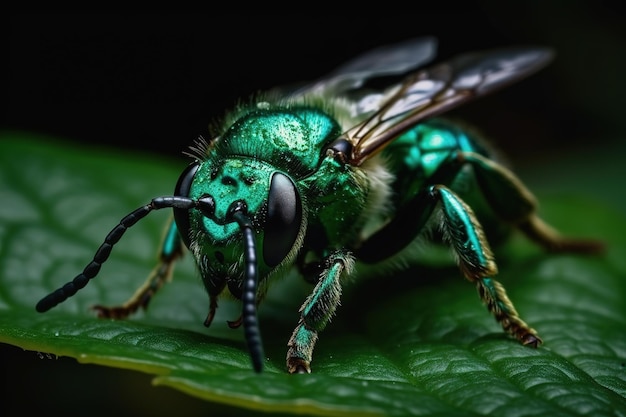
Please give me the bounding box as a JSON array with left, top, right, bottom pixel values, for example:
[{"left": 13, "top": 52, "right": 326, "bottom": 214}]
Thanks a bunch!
[{"left": 36, "top": 37, "right": 604, "bottom": 374}]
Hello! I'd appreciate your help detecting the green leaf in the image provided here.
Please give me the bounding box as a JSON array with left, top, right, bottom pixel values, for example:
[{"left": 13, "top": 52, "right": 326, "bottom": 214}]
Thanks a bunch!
[{"left": 1, "top": 131, "right": 625, "bottom": 416}]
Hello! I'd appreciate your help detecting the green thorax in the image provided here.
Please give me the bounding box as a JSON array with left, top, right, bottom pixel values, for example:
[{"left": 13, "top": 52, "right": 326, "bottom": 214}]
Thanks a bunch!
[{"left": 213, "top": 105, "right": 342, "bottom": 178}]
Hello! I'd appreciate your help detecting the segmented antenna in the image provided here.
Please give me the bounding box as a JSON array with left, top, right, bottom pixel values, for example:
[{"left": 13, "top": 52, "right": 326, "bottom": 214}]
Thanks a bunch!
[
  {"left": 232, "top": 211, "right": 264, "bottom": 373},
  {"left": 35, "top": 196, "right": 198, "bottom": 313},
  {"left": 36, "top": 195, "right": 265, "bottom": 373}
]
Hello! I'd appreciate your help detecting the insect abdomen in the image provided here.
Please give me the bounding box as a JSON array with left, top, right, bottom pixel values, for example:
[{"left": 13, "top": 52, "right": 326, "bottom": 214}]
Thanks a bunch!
[{"left": 382, "top": 118, "right": 490, "bottom": 209}]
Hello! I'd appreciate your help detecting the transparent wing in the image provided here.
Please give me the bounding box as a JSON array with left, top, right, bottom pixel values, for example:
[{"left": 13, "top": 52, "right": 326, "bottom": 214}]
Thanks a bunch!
[
  {"left": 343, "top": 47, "right": 554, "bottom": 166},
  {"left": 283, "top": 37, "right": 438, "bottom": 99}
]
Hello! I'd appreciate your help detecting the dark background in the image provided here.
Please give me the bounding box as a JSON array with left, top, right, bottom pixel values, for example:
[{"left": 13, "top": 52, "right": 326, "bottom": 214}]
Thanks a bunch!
[
  {"left": 4, "top": 10, "right": 626, "bottom": 417},
  {"left": 6, "top": 11, "right": 626, "bottom": 164}
]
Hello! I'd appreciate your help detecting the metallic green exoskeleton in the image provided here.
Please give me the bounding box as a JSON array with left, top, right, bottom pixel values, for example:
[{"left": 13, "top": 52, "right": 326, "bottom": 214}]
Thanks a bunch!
[{"left": 36, "top": 37, "right": 604, "bottom": 374}]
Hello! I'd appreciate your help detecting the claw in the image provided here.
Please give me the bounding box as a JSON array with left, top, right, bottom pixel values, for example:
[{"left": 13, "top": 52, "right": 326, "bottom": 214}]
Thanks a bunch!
[
  {"left": 227, "top": 314, "right": 243, "bottom": 329},
  {"left": 204, "top": 297, "right": 218, "bottom": 327},
  {"left": 521, "top": 333, "right": 542, "bottom": 348},
  {"left": 203, "top": 309, "right": 215, "bottom": 327},
  {"left": 287, "top": 357, "right": 311, "bottom": 374}
]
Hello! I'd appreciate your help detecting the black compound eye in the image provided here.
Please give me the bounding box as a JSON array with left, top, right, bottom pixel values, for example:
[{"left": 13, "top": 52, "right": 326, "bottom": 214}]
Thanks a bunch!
[
  {"left": 263, "top": 172, "right": 302, "bottom": 267},
  {"left": 173, "top": 162, "right": 200, "bottom": 249}
]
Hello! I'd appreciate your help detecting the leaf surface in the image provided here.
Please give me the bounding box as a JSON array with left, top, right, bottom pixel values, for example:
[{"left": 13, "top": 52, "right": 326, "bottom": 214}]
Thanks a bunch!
[{"left": 1, "top": 132, "right": 625, "bottom": 416}]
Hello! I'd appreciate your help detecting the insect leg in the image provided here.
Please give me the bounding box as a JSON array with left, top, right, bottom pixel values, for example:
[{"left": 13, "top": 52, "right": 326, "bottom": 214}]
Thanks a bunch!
[
  {"left": 432, "top": 184, "right": 542, "bottom": 346},
  {"left": 459, "top": 152, "right": 605, "bottom": 254},
  {"left": 287, "top": 250, "right": 353, "bottom": 374},
  {"left": 93, "top": 217, "right": 184, "bottom": 319}
]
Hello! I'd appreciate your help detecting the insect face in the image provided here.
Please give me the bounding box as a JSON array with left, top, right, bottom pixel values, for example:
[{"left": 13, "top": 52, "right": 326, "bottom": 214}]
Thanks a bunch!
[{"left": 176, "top": 157, "right": 303, "bottom": 289}]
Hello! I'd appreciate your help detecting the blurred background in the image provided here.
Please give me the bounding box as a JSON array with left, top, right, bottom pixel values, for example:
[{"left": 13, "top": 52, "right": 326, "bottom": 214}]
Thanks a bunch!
[
  {"left": 6, "top": 11, "right": 626, "bottom": 163},
  {"left": 4, "top": 9, "right": 626, "bottom": 416}
]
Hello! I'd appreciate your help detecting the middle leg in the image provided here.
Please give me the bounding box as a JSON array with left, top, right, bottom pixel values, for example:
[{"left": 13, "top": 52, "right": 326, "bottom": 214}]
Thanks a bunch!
[{"left": 357, "top": 182, "right": 541, "bottom": 347}]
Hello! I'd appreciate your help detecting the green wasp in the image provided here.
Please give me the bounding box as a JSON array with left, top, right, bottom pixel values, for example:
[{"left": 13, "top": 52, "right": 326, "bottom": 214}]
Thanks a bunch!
[{"left": 37, "top": 37, "right": 604, "bottom": 374}]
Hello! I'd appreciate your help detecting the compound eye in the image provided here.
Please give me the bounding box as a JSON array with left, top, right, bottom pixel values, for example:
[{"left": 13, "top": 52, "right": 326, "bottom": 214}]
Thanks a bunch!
[
  {"left": 173, "top": 162, "right": 200, "bottom": 249},
  {"left": 263, "top": 172, "right": 302, "bottom": 267},
  {"left": 174, "top": 161, "right": 200, "bottom": 197}
]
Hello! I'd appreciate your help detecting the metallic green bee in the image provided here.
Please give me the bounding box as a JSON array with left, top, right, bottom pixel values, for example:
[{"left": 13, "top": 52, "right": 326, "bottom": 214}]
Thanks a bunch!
[{"left": 37, "top": 37, "right": 604, "bottom": 374}]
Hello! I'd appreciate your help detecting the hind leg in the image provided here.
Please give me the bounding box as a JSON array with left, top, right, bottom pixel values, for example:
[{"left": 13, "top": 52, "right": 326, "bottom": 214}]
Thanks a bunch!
[{"left": 459, "top": 151, "right": 604, "bottom": 254}]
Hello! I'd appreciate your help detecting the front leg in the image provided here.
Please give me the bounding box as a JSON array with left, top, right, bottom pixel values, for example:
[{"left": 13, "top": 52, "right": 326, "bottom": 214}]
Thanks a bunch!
[{"left": 287, "top": 250, "right": 354, "bottom": 373}]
